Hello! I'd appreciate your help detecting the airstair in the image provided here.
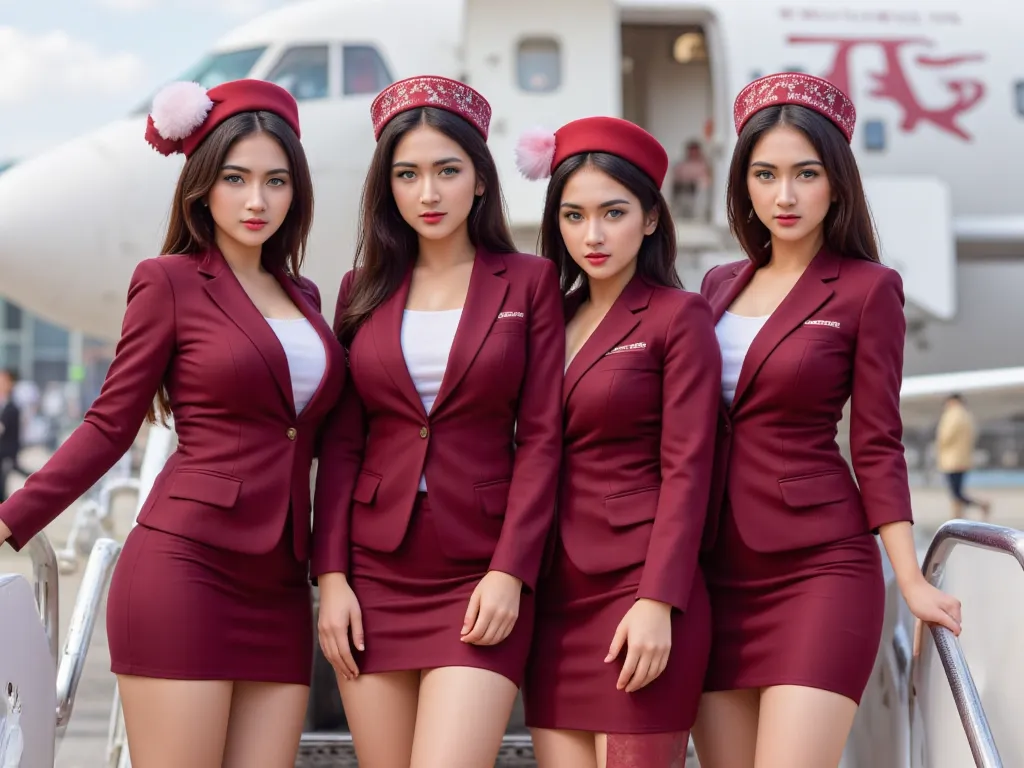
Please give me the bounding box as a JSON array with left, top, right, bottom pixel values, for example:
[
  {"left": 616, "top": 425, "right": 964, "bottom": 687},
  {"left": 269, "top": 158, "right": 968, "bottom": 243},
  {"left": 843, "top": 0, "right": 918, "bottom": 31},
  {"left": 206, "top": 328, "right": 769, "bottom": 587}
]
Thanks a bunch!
[{"left": 0, "top": 425, "right": 1019, "bottom": 767}]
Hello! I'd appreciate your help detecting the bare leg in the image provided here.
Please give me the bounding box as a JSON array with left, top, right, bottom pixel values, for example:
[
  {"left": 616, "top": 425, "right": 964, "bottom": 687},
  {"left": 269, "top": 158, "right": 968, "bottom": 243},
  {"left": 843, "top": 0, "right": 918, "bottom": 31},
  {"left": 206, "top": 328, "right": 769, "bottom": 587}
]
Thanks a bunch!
[
  {"left": 531, "top": 728, "right": 598, "bottom": 768},
  {"left": 117, "top": 675, "right": 232, "bottom": 768},
  {"left": 691, "top": 688, "right": 759, "bottom": 768},
  {"left": 339, "top": 670, "right": 420, "bottom": 767},
  {"left": 410, "top": 666, "right": 518, "bottom": 768},
  {"left": 221, "top": 681, "right": 309, "bottom": 768},
  {"left": 754, "top": 685, "right": 857, "bottom": 768}
]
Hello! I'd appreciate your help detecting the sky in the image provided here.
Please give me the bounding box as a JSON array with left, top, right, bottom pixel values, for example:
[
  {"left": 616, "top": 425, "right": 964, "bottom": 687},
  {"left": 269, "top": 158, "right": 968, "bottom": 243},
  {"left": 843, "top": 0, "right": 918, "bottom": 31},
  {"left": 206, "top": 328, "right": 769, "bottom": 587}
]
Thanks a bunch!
[{"left": 0, "top": 0, "right": 292, "bottom": 160}]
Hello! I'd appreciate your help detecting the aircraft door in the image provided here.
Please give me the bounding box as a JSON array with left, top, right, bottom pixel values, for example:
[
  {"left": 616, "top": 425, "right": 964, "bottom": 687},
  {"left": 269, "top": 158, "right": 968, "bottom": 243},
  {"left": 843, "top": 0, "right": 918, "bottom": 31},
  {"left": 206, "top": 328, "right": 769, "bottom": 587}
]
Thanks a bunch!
[{"left": 463, "top": 0, "right": 621, "bottom": 229}]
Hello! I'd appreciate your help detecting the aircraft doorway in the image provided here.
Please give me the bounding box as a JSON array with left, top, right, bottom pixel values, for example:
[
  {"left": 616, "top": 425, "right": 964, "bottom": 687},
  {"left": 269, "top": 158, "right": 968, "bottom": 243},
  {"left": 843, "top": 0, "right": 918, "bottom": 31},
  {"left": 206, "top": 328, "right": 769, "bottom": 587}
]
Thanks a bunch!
[{"left": 621, "top": 23, "right": 714, "bottom": 225}]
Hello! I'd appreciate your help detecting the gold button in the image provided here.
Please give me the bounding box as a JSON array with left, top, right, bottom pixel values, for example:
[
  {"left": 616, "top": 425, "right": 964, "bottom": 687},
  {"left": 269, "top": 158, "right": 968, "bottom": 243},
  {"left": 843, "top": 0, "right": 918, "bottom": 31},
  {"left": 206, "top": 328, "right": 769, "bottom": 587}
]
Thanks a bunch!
[
  {"left": 286, "top": 427, "right": 297, "bottom": 440},
  {"left": 419, "top": 426, "right": 428, "bottom": 439}
]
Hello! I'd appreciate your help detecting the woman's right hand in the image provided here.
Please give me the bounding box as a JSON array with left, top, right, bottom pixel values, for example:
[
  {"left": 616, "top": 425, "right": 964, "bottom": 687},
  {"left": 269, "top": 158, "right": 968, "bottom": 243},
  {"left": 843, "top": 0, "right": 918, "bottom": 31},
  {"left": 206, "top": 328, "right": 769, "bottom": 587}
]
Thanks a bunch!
[
  {"left": 0, "top": 519, "right": 11, "bottom": 546},
  {"left": 317, "top": 572, "right": 364, "bottom": 681}
]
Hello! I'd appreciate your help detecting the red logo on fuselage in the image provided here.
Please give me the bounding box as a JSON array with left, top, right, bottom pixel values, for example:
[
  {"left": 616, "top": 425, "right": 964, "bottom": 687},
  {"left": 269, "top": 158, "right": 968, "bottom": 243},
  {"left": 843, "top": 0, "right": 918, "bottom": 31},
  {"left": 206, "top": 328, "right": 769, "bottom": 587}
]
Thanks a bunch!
[{"left": 787, "top": 37, "right": 985, "bottom": 140}]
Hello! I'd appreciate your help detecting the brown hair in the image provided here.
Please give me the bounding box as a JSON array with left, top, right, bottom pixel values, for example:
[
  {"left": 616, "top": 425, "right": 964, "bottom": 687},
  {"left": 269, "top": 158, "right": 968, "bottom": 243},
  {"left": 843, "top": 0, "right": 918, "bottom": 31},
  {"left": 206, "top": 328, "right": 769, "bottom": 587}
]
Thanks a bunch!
[
  {"left": 726, "top": 104, "right": 880, "bottom": 267},
  {"left": 149, "top": 110, "right": 314, "bottom": 423},
  {"left": 337, "top": 107, "right": 517, "bottom": 345},
  {"left": 540, "top": 153, "right": 682, "bottom": 299}
]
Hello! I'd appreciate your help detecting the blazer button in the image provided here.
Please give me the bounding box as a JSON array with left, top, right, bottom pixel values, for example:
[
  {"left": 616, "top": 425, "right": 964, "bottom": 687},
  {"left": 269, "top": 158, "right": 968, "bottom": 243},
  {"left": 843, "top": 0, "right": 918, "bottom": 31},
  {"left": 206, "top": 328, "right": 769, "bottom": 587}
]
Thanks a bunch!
[
  {"left": 419, "top": 426, "right": 428, "bottom": 439},
  {"left": 287, "top": 427, "right": 298, "bottom": 441}
]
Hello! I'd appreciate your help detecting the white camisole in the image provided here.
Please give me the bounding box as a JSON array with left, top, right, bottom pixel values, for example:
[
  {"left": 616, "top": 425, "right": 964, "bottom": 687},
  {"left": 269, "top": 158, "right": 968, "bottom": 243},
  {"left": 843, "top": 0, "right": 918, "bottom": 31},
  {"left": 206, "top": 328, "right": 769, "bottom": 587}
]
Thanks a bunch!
[
  {"left": 401, "top": 308, "right": 463, "bottom": 491},
  {"left": 265, "top": 317, "right": 327, "bottom": 414}
]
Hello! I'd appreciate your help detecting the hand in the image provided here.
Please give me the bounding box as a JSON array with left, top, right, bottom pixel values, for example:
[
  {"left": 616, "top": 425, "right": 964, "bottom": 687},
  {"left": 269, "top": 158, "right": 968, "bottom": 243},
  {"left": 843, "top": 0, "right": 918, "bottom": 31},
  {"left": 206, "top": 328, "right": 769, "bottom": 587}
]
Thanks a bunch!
[
  {"left": 317, "top": 572, "right": 364, "bottom": 680},
  {"left": 903, "top": 577, "right": 962, "bottom": 656},
  {"left": 461, "top": 570, "right": 522, "bottom": 646},
  {"left": 0, "top": 520, "right": 10, "bottom": 546},
  {"left": 605, "top": 598, "right": 673, "bottom": 693}
]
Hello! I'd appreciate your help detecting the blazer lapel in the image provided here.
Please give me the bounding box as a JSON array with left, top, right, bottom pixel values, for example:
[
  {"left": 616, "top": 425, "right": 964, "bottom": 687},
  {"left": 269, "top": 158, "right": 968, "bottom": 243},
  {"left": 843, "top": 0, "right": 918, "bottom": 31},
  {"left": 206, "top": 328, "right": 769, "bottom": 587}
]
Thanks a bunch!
[
  {"left": 200, "top": 250, "right": 295, "bottom": 416},
  {"left": 276, "top": 271, "right": 336, "bottom": 419},
  {"left": 431, "top": 249, "right": 508, "bottom": 415},
  {"left": 730, "top": 249, "right": 840, "bottom": 411},
  {"left": 710, "top": 261, "right": 755, "bottom": 323},
  {"left": 563, "top": 275, "right": 652, "bottom": 406},
  {"left": 369, "top": 269, "right": 429, "bottom": 420}
]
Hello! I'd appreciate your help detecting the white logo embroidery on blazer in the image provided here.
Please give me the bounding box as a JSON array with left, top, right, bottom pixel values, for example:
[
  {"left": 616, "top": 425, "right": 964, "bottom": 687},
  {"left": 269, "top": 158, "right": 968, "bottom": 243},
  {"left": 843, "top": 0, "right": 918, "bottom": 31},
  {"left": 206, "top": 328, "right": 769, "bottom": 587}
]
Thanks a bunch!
[
  {"left": 606, "top": 341, "right": 648, "bottom": 355},
  {"left": 804, "top": 320, "right": 841, "bottom": 328},
  {"left": 497, "top": 311, "right": 525, "bottom": 319}
]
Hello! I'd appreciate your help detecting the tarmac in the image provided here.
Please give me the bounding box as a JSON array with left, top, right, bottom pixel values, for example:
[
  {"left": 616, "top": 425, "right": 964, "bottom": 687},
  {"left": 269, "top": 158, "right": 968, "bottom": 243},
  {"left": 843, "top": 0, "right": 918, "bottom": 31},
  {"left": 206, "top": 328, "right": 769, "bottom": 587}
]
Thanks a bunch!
[{"left": 2, "top": 445, "right": 1022, "bottom": 768}]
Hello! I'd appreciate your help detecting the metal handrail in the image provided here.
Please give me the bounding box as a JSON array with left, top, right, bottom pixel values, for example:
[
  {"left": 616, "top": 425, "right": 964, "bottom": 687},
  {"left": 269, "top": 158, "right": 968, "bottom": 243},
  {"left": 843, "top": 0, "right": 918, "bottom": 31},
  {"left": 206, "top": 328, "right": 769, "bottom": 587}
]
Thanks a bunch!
[
  {"left": 55, "top": 537, "right": 121, "bottom": 736},
  {"left": 25, "top": 532, "right": 59, "bottom": 663},
  {"left": 916, "top": 519, "right": 1024, "bottom": 767}
]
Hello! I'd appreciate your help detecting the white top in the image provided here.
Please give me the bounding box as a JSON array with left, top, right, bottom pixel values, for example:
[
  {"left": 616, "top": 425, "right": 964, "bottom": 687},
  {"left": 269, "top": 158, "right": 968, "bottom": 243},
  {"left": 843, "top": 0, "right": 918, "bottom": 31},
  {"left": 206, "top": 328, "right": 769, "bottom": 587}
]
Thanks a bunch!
[
  {"left": 266, "top": 317, "right": 327, "bottom": 414},
  {"left": 402, "top": 308, "right": 462, "bottom": 491},
  {"left": 715, "top": 311, "right": 769, "bottom": 406}
]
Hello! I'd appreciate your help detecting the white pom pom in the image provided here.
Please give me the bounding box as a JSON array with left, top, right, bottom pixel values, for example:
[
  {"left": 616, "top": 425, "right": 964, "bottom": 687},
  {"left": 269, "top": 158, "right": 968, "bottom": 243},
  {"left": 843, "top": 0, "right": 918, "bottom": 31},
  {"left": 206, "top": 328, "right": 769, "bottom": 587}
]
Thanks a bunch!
[
  {"left": 151, "top": 81, "right": 214, "bottom": 141},
  {"left": 514, "top": 127, "right": 557, "bottom": 180}
]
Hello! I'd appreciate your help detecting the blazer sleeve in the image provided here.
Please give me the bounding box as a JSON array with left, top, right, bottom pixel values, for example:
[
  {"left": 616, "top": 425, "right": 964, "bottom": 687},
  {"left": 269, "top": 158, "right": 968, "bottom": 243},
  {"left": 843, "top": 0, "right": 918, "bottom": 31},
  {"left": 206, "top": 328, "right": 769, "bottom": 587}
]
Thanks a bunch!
[
  {"left": 488, "top": 259, "right": 564, "bottom": 590},
  {"left": 636, "top": 294, "right": 722, "bottom": 612},
  {"left": 850, "top": 268, "right": 914, "bottom": 530},
  {"left": 0, "top": 259, "right": 176, "bottom": 551},
  {"left": 311, "top": 269, "right": 364, "bottom": 577}
]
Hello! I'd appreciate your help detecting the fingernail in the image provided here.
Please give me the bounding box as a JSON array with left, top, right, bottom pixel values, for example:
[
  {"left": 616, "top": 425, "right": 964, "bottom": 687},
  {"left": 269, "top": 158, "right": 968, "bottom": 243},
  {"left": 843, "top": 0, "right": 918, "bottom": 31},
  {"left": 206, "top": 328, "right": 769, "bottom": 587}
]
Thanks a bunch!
[{"left": 358, "top": 643, "right": 365, "bottom": 651}]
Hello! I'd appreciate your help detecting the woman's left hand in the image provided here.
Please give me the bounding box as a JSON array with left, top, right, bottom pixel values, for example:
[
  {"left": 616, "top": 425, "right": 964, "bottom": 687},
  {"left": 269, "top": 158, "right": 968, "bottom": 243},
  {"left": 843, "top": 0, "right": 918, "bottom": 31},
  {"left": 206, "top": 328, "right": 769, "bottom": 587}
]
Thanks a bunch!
[
  {"left": 903, "top": 577, "right": 962, "bottom": 655},
  {"left": 605, "top": 598, "right": 673, "bottom": 693},
  {"left": 461, "top": 570, "right": 523, "bottom": 646}
]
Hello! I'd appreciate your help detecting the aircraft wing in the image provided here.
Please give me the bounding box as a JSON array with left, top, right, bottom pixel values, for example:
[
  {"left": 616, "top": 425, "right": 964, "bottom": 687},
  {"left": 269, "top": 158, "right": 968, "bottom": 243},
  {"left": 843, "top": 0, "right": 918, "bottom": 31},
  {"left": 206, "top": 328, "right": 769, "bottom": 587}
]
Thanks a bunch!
[{"left": 900, "top": 367, "right": 1024, "bottom": 427}]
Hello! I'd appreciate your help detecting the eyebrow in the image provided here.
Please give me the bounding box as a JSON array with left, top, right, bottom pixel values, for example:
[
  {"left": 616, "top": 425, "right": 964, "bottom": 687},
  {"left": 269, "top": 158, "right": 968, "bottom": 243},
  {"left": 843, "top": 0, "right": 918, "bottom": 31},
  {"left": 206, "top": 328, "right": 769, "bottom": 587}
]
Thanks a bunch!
[
  {"left": 222, "top": 164, "right": 291, "bottom": 175},
  {"left": 749, "top": 159, "right": 823, "bottom": 169},
  {"left": 560, "top": 198, "right": 632, "bottom": 209},
  {"left": 392, "top": 156, "right": 465, "bottom": 169}
]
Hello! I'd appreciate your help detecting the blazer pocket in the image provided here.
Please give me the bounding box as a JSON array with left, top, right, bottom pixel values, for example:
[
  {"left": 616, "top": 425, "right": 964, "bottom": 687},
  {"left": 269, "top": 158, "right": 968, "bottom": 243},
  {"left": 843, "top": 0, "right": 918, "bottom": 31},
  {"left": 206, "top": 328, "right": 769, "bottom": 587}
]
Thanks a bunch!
[
  {"left": 778, "top": 471, "right": 850, "bottom": 508},
  {"left": 353, "top": 470, "right": 382, "bottom": 506},
  {"left": 604, "top": 486, "right": 659, "bottom": 527},
  {"left": 491, "top": 321, "right": 526, "bottom": 335},
  {"left": 475, "top": 478, "right": 511, "bottom": 517},
  {"left": 168, "top": 469, "right": 242, "bottom": 509}
]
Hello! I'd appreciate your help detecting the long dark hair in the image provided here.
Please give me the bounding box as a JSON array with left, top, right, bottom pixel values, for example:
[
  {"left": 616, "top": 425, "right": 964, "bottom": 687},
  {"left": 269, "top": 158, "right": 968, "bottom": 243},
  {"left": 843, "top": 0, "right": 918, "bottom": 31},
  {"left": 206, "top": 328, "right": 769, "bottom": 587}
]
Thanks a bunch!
[
  {"left": 337, "top": 107, "right": 517, "bottom": 345},
  {"left": 726, "top": 104, "right": 880, "bottom": 266},
  {"left": 149, "top": 110, "right": 314, "bottom": 423},
  {"left": 539, "top": 152, "right": 681, "bottom": 299}
]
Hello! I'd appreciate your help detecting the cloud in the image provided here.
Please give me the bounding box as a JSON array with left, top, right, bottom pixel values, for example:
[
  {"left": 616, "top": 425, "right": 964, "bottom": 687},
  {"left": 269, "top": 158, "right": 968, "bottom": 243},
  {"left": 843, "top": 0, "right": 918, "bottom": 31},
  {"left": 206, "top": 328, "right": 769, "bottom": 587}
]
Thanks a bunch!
[
  {"left": 0, "top": 27, "right": 145, "bottom": 105},
  {"left": 95, "top": 0, "right": 272, "bottom": 11}
]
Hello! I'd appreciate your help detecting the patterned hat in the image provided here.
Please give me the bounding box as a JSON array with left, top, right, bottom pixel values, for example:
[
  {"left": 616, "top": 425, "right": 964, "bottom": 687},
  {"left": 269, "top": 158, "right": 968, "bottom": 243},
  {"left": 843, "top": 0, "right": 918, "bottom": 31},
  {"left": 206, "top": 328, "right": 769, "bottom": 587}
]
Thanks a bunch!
[
  {"left": 370, "top": 75, "right": 492, "bottom": 140},
  {"left": 733, "top": 72, "right": 856, "bottom": 142}
]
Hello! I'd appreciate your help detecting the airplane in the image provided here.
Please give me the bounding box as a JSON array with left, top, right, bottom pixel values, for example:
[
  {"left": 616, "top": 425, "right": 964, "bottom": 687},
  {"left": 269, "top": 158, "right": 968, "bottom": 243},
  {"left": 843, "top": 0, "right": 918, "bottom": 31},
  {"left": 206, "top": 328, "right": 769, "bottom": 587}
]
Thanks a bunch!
[{"left": 1, "top": 3, "right": 1023, "bottom": 765}]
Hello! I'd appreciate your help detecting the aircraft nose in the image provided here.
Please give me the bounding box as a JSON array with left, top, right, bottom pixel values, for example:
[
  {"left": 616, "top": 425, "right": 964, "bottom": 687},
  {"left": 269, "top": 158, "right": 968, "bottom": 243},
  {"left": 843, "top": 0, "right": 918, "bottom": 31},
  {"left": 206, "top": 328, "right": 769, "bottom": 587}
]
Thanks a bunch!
[{"left": 0, "top": 118, "right": 180, "bottom": 338}]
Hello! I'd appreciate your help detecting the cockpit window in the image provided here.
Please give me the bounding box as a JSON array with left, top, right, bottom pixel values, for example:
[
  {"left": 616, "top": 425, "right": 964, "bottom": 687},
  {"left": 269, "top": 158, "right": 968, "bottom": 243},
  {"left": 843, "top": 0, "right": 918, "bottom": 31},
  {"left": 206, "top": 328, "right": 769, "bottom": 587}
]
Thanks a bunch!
[
  {"left": 131, "top": 47, "right": 266, "bottom": 114},
  {"left": 267, "top": 45, "right": 330, "bottom": 101},
  {"left": 343, "top": 45, "right": 393, "bottom": 96},
  {"left": 180, "top": 47, "right": 268, "bottom": 89}
]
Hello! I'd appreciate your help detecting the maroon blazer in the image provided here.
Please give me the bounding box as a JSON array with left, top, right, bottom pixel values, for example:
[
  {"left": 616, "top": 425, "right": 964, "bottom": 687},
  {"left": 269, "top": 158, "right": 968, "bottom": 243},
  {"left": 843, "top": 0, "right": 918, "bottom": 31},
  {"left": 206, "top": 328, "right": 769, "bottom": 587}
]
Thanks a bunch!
[
  {"left": 0, "top": 249, "right": 346, "bottom": 560},
  {"left": 312, "top": 248, "right": 563, "bottom": 590},
  {"left": 700, "top": 248, "right": 914, "bottom": 553},
  {"left": 556, "top": 276, "right": 720, "bottom": 612}
]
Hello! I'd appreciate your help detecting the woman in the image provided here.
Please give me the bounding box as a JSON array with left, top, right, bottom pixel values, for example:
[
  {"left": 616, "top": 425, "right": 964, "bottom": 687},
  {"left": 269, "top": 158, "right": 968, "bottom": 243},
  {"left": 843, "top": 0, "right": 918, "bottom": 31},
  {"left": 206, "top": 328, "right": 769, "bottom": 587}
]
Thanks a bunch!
[
  {"left": 514, "top": 117, "right": 720, "bottom": 767},
  {"left": 0, "top": 78, "right": 345, "bottom": 767},
  {"left": 691, "top": 72, "right": 963, "bottom": 767},
  {"left": 312, "top": 75, "right": 563, "bottom": 767}
]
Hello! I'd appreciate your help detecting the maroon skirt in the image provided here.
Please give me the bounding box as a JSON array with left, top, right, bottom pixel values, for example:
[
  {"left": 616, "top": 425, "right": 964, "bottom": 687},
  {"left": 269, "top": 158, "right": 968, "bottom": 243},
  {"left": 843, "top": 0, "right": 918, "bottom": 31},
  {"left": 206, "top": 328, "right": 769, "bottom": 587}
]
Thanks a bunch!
[
  {"left": 702, "top": 505, "right": 884, "bottom": 703},
  {"left": 348, "top": 493, "right": 533, "bottom": 686},
  {"left": 523, "top": 540, "right": 711, "bottom": 733},
  {"left": 106, "top": 522, "right": 313, "bottom": 684}
]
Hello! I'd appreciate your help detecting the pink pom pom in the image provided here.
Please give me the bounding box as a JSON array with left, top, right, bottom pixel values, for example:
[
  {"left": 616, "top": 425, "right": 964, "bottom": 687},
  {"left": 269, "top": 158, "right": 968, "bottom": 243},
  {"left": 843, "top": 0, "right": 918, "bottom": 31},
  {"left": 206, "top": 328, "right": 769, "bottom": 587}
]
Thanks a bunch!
[
  {"left": 514, "top": 128, "right": 557, "bottom": 180},
  {"left": 150, "top": 81, "right": 213, "bottom": 142}
]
